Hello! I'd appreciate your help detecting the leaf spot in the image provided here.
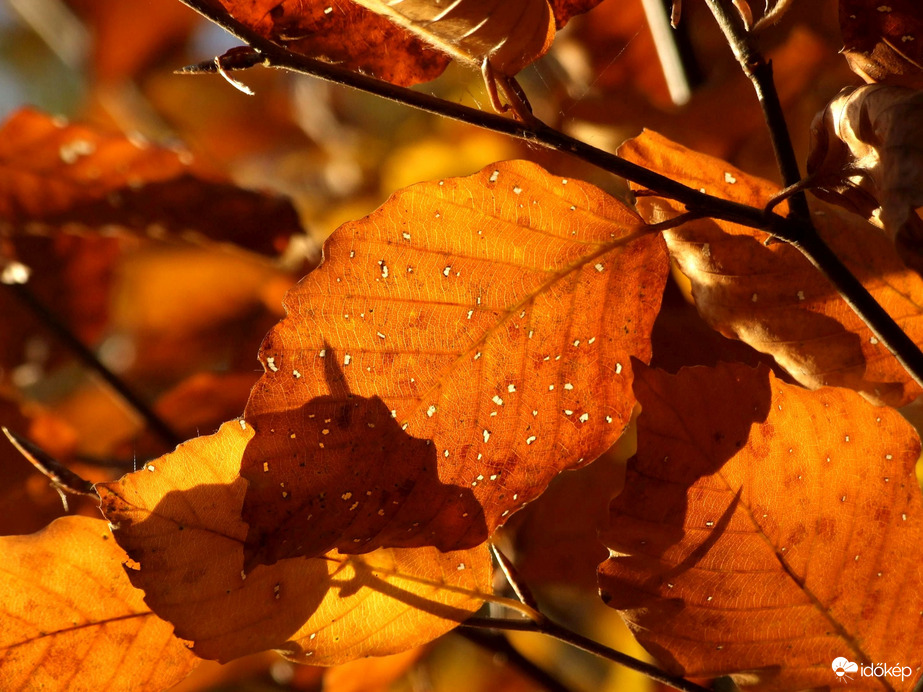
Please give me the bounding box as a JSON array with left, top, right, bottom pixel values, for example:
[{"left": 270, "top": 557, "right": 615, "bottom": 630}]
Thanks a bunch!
[
  {"left": 319, "top": 349, "right": 326, "bottom": 358},
  {"left": 595, "top": 263, "right": 605, "bottom": 272},
  {"left": 344, "top": 354, "right": 352, "bottom": 366},
  {"left": 492, "top": 395, "right": 504, "bottom": 406},
  {"left": 483, "top": 430, "right": 491, "bottom": 442},
  {"left": 513, "top": 186, "right": 523, "bottom": 195},
  {"left": 273, "top": 583, "right": 281, "bottom": 600},
  {"left": 564, "top": 383, "right": 574, "bottom": 390},
  {"left": 526, "top": 435, "right": 537, "bottom": 445},
  {"left": 579, "top": 412, "right": 589, "bottom": 423},
  {"left": 443, "top": 266, "right": 451, "bottom": 277},
  {"left": 267, "top": 356, "right": 278, "bottom": 372},
  {"left": 507, "top": 384, "right": 516, "bottom": 393},
  {"left": 724, "top": 171, "right": 737, "bottom": 184},
  {"left": 444, "top": 449, "right": 450, "bottom": 458},
  {"left": 457, "top": 563, "right": 466, "bottom": 570},
  {"left": 427, "top": 405, "right": 437, "bottom": 417},
  {"left": 402, "top": 232, "right": 411, "bottom": 241},
  {"left": 489, "top": 170, "right": 500, "bottom": 183},
  {"left": 293, "top": 369, "right": 301, "bottom": 378},
  {"left": 59, "top": 138, "right": 96, "bottom": 164}
]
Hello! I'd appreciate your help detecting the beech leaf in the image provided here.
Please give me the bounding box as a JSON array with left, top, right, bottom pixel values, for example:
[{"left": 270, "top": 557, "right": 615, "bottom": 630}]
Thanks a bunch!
[
  {"left": 0, "top": 515, "right": 199, "bottom": 691},
  {"left": 0, "top": 108, "right": 302, "bottom": 257},
  {"left": 212, "top": 0, "right": 603, "bottom": 89},
  {"left": 599, "top": 362, "right": 923, "bottom": 689},
  {"left": 807, "top": 84, "right": 923, "bottom": 239},
  {"left": 97, "top": 420, "right": 492, "bottom": 665},
  {"left": 840, "top": 0, "right": 923, "bottom": 88},
  {"left": 242, "top": 159, "right": 668, "bottom": 566},
  {"left": 620, "top": 130, "right": 923, "bottom": 407}
]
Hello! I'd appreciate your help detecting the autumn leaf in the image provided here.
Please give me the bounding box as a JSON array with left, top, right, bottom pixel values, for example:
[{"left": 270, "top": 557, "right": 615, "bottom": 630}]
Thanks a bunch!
[
  {"left": 620, "top": 130, "right": 923, "bottom": 407},
  {"left": 0, "top": 515, "right": 199, "bottom": 691},
  {"left": 840, "top": 0, "right": 923, "bottom": 88},
  {"left": 348, "top": 0, "right": 555, "bottom": 81},
  {"left": 97, "top": 420, "right": 493, "bottom": 664},
  {"left": 599, "top": 361, "right": 923, "bottom": 690},
  {"left": 0, "top": 107, "right": 302, "bottom": 257},
  {"left": 211, "top": 0, "right": 603, "bottom": 89},
  {"left": 807, "top": 84, "right": 923, "bottom": 239},
  {"left": 241, "top": 159, "right": 667, "bottom": 566}
]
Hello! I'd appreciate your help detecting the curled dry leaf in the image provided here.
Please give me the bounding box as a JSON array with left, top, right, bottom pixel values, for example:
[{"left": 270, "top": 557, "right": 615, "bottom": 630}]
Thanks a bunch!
[
  {"left": 0, "top": 108, "right": 302, "bottom": 257},
  {"left": 0, "top": 515, "right": 199, "bottom": 691},
  {"left": 242, "top": 159, "right": 667, "bottom": 567},
  {"left": 620, "top": 130, "right": 923, "bottom": 407},
  {"left": 840, "top": 0, "right": 923, "bottom": 88},
  {"left": 599, "top": 362, "right": 923, "bottom": 689},
  {"left": 97, "top": 420, "right": 492, "bottom": 664},
  {"left": 807, "top": 84, "right": 923, "bottom": 240}
]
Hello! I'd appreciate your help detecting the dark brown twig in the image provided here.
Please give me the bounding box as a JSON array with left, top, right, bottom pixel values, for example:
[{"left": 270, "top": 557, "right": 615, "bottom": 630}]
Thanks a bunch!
[{"left": 3, "top": 282, "right": 182, "bottom": 449}]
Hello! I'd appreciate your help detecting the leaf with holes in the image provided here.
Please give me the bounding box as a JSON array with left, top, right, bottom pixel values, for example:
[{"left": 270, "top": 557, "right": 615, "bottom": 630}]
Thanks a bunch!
[
  {"left": 620, "top": 130, "right": 923, "bottom": 407},
  {"left": 0, "top": 515, "right": 199, "bottom": 691},
  {"left": 241, "top": 159, "right": 667, "bottom": 567},
  {"left": 599, "top": 362, "right": 923, "bottom": 689},
  {"left": 0, "top": 107, "right": 302, "bottom": 257},
  {"left": 97, "top": 420, "right": 492, "bottom": 664},
  {"left": 211, "top": 0, "right": 604, "bottom": 89},
  {"left": 840, "top": 0, "right": 923, "bottom": 88}
]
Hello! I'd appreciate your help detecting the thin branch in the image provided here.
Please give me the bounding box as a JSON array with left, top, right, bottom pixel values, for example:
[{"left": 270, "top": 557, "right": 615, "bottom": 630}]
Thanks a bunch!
[
  {"left": 462, "top": 617, "right": 712, "bottom": 692},
  {"left": 172, "top": 2, "right": 923, "bottom": 396},
  {"left": 701, "top": 0, "right": 810, "bottom": 220},
  {"left": 3, "top": 282, "right": 182, "bottom": 449},
  {"left": 457, "top": 629, "right": 576, "bottom": 692}
]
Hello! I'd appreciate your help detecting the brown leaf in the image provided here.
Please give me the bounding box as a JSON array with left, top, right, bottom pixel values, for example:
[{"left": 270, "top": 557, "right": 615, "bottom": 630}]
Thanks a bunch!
[
  {"left": 599, "top": 362, "right": 923, "bottom": 689},
  {"left": 348, "top": 0, "right": 555, "bottom": 78},
  {"left": 214, "top": 0, "right": 450, "bottom": 87},
  {"left": 620, "top": 130, "right": 923, "bottom": 407},
  {"left": 0, "top": 515, "right": 199, "bottom": 691},
  {"left": 0, "top": 108, "right": 302, "bottom": 257},
  {"left": 241, "top": 159, "right": 668, "bottom": 566},
  {"left": 98, "top": 420, "right": 492, "bottom": 664},
  {"left": 840, "top": 0, "right": 923, "bottom": 87},
  {"left": 807, "top": 84, "right": 923, "bottom": 239}
]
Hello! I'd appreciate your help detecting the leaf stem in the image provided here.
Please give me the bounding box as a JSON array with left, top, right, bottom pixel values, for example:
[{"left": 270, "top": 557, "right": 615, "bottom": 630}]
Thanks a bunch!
[
  {"left": 701, "top": 0, "right": 810, "bottom": 220},
  {"left": 3, "top": 282, "right": 183, "bottom": 449},
  {"left": 461, "top": 617, "right": 712, "bottom": 692}
]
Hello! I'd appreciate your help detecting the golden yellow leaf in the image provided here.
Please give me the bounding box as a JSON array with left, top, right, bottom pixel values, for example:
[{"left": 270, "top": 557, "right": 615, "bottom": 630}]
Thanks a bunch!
[
  {"left": 98, "top": 420, "right": 492, "bottom": 665},
  {"left": 0, "top": 515, "right": 199, "bottom": 691}
]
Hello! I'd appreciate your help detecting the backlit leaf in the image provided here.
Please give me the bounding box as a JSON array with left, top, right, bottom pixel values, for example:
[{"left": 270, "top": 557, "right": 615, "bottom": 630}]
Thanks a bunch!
[
  {"left": 0, "top": 515, "right": 199, "bottom": 691},
  {"left": 98, "top": 420, "right": 492, "bottom": 664},
  {"left": 620, "top": 130, "right": 923, "bottom": 407},
  {"left": 840, "top": 0, "right": 923, "bottom": 88},
  {"left": 211, "top": 0, "right": 604, "bottom": 88},
  {"left": 242, "top": 159, "right": 668, "bottom": 566},
  {"left": 599, "top": 362, "right": 923, "bottom": 689},
  {"left": 0, "top": 108, "right": 302, "bottom": 257}
]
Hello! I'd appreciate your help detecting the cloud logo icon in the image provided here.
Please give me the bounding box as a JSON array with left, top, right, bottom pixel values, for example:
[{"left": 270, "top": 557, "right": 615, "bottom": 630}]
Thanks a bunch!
[{"left": 832, "top": 657, "right": 859, "bottom": 680}]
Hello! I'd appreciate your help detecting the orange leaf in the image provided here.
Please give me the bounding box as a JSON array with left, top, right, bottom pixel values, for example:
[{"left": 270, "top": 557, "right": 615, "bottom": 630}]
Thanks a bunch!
[
  {"left": 840, "top": 0, "right": 923, "bottom": 88},
  {"left": 0, "top": 108, "right": 302, "bottom": 257},
  {"left": 0, "top": 515, "right": 198, "bottom": 691},
  {"left": 600, "top": 362, "right": 923, "bottom": 689},
  {"left": 620, "top": 130, "right": 923, "bottom": 407},
  {"left": 98, "top": 421, "right": 492, "bottom": 664},
  {"left": 241, "top": 159, "right": 667, "bottom": 565},
  {"left": 214, "top": 0, "right": 450, "bottom": 87}
]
